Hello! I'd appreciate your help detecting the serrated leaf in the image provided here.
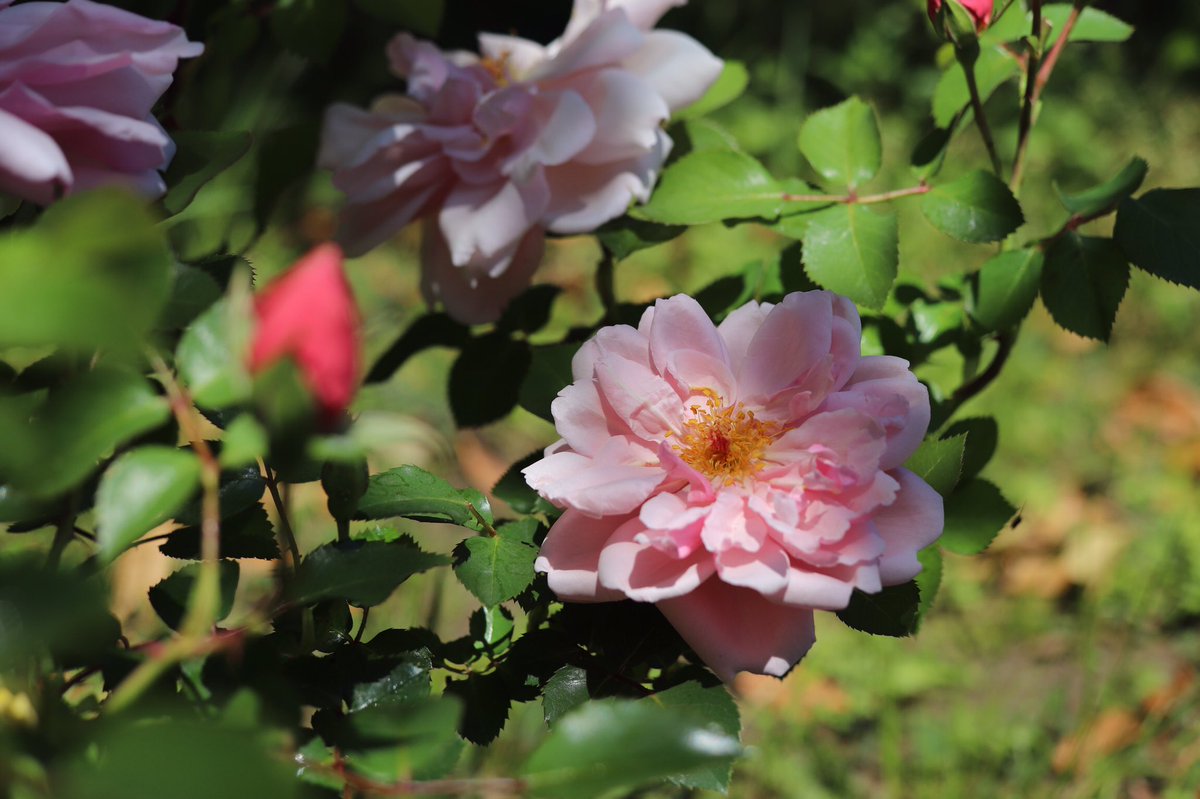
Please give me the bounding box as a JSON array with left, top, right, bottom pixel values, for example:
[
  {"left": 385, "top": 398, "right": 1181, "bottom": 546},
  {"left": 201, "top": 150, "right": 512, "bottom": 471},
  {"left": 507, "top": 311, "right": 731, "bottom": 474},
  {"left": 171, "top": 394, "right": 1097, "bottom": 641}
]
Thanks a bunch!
[
  {"left": 973, "top": 248, "right": 1045, "bottom": 331},
  {"left": 349, "top": 650, "right": 432, "bottom": 712},
  {"left": 914, "top": 547, "right": 943, "bottom": 629},
  {"left": 941, "top": 478, "right": 1015, "bottom": 555},
  {"left": 149, "top": 561, "right": 240, "bottom": 630},
  {"left": 290, "top": 536, "right": 449, "bottom": 607},
  {"left": 449, "top": 333, "right": 531, "bottom": 427},
  {"left": 922, "top": 170, "right": 1024, "bottom": 243},
  {"left": 162, "top": 131, "right": 253, "bottom": 216},
  {"left": 518, "top": 342, "right": 581, "bottom": 423},
  {"left": 496, "top": 286, "right": 561, "bottom": 335},
  {"left": 160, "top": 503, "right": 279, "bottom": 560},
  {"left": 1045, "top": 4, "right": 1133, "bottom": 44},
  {"left": 444, "top": 670, "right": 512, "bottom": 745},
  {"left": 942, "top": 416, "right": 998, "bottom": 482},
  {"left": 1055, "top": 157, "right": 1148, "bottom": 217},
  {"left": 654, "top": 682, "right": 741, "bottom": 792},
  {"left": 175, "top": 465, "right": 265, "bottom": 526},
  {"left": 836, "top": 581, "right": 921, "bottom": 637},
  {"left": 1114, "top": 189, "right": 1200, "bottom": 290},
  {"left": 904, "top": 435, "right": 965, "bottom": 497},
  {"left": 1041, "top": 234, "right": 1130, "bottom": 341},
  {"left": 595, "top": 217, "right": 686, "bottom": 260},
  {"left": 677, "top": 60, "right": 749, "bottom": 120},
  {"left": 798, "top": 96, "right": 882, "bottom": 189},
  {"left": 634, "top": 149, "right": 785, "bottom": 225},
  {"left": 492, "top": 451, "right": 552, "bottom": 515},
  {"left": 355, "top": 465, "right": 493, "bottom": 530},
  {"left": 176, "top": 297, "right": 252, "bottom": 409},
  {"left": 452, "top": 519, "right": 539, "bottom": 607},
  {"left": 932, "top": 47, "right": 1020, "bottom": 128},
  {"left": 96, "top": 447, "right": 201, "bottom": 561},
  {"left": 543, "top": 666, "right": 590, "bottom": 726},
  {"left": 158, "top": 264, "right": 222, "bottom": 331},
  {"left": 801, "top": 203, "right": 898, "bottom": 309}
]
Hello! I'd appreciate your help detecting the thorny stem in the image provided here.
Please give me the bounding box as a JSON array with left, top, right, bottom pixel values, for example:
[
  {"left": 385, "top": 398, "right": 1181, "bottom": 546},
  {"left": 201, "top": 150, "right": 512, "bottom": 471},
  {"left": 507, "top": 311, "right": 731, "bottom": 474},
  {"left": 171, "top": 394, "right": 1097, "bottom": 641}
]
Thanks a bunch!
[
  {"left": 467, "top": 502, "right": 496, "bottom": 537},
  {"left": 299, "top": 751, "right": 528, "bottom": 797},
  {"left": 106, "top": 355, "right": 224, "bottom": 713},
  {"left": 263, "top": 461, "right": 302, "bottom": 570},
  {"left": 959, "top": 47, "right": 1005, "bottom": 175},
  {"left": 1011, "top": 0, "right": 1083, "bottom": 191},
  {"left": 781, "top": 182, "right": 930, "bottom": 205}
]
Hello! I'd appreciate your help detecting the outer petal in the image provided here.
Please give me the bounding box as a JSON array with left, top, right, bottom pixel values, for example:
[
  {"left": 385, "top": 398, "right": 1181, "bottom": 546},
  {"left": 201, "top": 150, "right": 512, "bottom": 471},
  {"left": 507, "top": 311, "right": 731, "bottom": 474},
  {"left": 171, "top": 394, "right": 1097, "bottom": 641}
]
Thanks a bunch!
[
  {"left": 738, "top": 291, "right": 833, "bottom": 400},
  {"left": 823, "top": 356, "right": 931, "bottom": 470},
  {"left": 619, "top": 30, "right": 722, "bottom": 113},
  {"left": 872, "top": 468, "right": 943, "bottom": 585},
  {"left": 645, "top": 294, "right": 729, "bottom": 388},
  {"left": 0, "top": 106, "right": 71, "bottom": 204},
  {"left": 439, "top": 177, "right": 549, "bottom": 269},
  {"left": 574, "top": 68, "right": 668, "bottom": 165},
  {"left": 533, "top": 8, "right": 644, "bottom": 82},
  {"left": 611, "top": 0, "right": 688, "bottom": 30},
  {"left": 420, "top": 220, "right": 546, "bottom": 324},
  {"left": 535, "top": 508, "right": 629, "bottom": 601},
  {"left": 522, "top": 437, "right": 664, "bottom": 517},
  {"left": 597, "top": 516, "right": 715, "bottom": 601},
  {"left": 658, "top": 579, "right": 817, "bottom": 681}
]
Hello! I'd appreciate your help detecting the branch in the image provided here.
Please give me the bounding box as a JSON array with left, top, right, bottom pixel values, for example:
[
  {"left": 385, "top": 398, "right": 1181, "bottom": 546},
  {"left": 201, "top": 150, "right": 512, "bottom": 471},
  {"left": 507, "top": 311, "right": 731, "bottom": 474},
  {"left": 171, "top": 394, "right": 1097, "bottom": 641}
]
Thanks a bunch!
[
  {"left": 781, "top": 183, "right": 930, "bottom": 206},
  {"left": 959, "top": 47, "right": 1005, "bottom": 175}
]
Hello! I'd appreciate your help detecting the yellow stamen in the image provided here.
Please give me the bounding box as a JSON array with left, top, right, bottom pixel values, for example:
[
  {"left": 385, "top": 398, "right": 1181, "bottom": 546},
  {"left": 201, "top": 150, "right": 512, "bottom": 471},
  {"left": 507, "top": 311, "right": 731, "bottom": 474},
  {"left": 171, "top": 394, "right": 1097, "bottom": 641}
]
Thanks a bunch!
[
  {"left": 480, "top": 52, "right": 511, "bottom": 87},
  {"left": 672, "top": 390, "right": 780, "bottom": 485}
]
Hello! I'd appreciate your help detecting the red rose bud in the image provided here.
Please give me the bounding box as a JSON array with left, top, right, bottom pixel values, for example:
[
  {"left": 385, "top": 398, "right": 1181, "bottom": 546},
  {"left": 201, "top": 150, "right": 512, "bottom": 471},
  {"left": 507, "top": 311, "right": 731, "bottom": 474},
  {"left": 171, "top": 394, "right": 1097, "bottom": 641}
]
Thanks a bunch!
[
  {"left": 927, "top": 0, "right": 994, "bottom": 36},
  {"left": 249, "top": 243, "right": 361, "bottom": 425}
]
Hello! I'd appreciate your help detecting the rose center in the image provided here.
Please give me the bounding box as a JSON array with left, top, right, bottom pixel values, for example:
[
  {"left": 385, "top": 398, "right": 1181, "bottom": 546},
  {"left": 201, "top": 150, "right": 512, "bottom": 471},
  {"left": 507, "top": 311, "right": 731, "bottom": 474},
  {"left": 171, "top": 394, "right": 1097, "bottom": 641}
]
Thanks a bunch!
[
  {"left": 672, "top": 391, "right": 780, "bottom": 484},
  {"left": 480, "top": 53, "right": 511, "bottom": 87}
]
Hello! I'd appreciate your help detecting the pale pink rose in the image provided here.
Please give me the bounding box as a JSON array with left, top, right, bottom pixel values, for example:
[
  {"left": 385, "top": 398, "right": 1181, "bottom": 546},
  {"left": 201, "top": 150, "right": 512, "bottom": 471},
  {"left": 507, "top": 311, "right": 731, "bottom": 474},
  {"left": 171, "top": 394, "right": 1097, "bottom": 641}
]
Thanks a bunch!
[
  {"left": 0, "top": 0, "right": 202, "bottom": 205},
  {"left": 318, "top": 0, "right": 722, "bottom": 324},
  {"left": 523, "top": 292, "right": 944, "bottom": 681}
]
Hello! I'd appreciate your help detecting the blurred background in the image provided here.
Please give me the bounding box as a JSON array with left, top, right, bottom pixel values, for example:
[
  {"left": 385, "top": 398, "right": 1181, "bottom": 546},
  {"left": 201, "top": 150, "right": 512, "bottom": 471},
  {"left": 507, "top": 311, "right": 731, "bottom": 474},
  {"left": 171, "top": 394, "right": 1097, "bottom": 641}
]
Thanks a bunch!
[{"left": 20, "top": 0, "right": 1200, "bottom": 796}]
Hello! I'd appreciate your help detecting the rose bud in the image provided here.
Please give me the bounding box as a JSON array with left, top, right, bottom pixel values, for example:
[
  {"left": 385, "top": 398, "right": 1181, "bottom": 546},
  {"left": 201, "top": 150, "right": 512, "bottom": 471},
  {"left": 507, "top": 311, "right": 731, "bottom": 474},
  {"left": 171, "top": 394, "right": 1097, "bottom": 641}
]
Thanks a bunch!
[{"left": 927, "top": 0, "right": 994, "bottom": 37}]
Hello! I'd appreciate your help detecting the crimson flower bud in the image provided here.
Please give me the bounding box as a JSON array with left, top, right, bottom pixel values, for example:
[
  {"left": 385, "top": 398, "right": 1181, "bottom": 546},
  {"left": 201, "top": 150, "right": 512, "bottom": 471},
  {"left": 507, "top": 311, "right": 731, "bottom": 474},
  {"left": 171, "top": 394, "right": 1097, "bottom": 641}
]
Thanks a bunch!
[{"left": 927, "top": 0, "right": 994, "bottom": 36}]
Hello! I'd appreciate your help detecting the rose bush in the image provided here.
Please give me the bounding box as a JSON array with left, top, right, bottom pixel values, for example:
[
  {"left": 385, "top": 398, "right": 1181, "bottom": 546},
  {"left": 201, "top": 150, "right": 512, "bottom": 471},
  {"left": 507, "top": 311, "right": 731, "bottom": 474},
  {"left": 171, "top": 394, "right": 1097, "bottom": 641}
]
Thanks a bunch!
[
  {"left": 524, "top": 292, "right": 944, "bottom": 680},
  {"left": 319, "top": 0, "right": 722, "bottom": 324},
  {"left": 0, "top": 0, "right": 202, "bottom": 205}
]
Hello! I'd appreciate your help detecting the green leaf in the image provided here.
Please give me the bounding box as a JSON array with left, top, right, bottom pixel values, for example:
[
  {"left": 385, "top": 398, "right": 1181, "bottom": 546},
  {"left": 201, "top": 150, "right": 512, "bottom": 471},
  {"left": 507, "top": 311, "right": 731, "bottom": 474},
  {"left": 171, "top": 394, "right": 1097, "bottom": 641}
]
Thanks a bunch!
[
  {"left": 932, "top": 47, "right": 1020, "bottom": 128},
  {"left": 801, "top": 203, "right": 898, "bottom": 309},
  {"left": 449, "top": 334, "right": 531, "bottom": 427},
  {"left": 175, "top": 466, "right": 265, "bottom": 526},
  {"left": 1055, "top": 156, "right": 1148, "bottom": 217},
  {"left": 542, "top": 666, "right": 590, "bottom": 726},
  {"left": 910, "top": 299, "right": 964, "bottom": 345},
  {"left": 353, "top": 0, "right": 442, "bottom": 35},
  {"left": 270, "top": 0, "right": 347, "bottom": 62},
  {"left": 942, "top": 416, "right": 998, "bottom": 482},
  {"left": 349, "top": 650, "right": 433, "bottom": 711},
  {"left": 96, "top": 446, "right": 202, "bottom": 561},
  {"left": 355, "top": 465, "right": 493, "bottom": 530},
  {"left": 453, "top": 519, "right": 540, "bottom": 607},
  {"left": 366, "top": 313, "right": 468, "bottom": 384},
  {"left": 797, "top": 96, "right": 882, "bottom": 189},
  {"left": 0, "top": 189, "right": 172, "bottom": 354},
  {"left": 160, "top": 503, "right": 280, "bottom": 560},
  {"left": 654, "top": 682, "right": 741, "bottom": 792},
  {"left": 677, "top": 60, "right": 749, "bottom": 120},
  {"left": 254, "top": 122, "right": 320, "bottom": 232},
  {"left": 595, "top": 217, "right": 686, "bottom": 260},
  {"left": 836, "top": 581, "right": 921, "bottom": 637},
  {"left": 518, "top": 342, "right": 581, "bottom": 423},
  {"left": 0, "top": 555, "right": 114, "bottom": 668},
  {"left": 1114, "top": 189, "right": 1200, "bottom": 290},
  {"left": 322, "top": 458, "right": 369, "bottom": 523},
  {"left": 444, "top": 669, "right": 512, "bottom": 745},
  {"left": 1041, "top": 234, "right": 1130, "bottom": 341},
  {"left": 497, "top": 286, "right": 561, "bottom": 335},
  {"left": 904, "top": 435, "right": 965, "bottom": 497},
  {"left": 1045, "top": 4, "right": 1133, "bottom": 45},
  {"left": 941, "top": 478, "right": 1015, "bottom": 555},
  {"left": 522, "top": 699, "right": 741, "bottom": 799},
  {"left": 972, "top": 248, "right": 1045, "bottom": 331},
  {"left": 0, "top": 368, "right": 170, "bottom": 498},
  {"left": 914, "top": 547, "right": 943, "bottom": 629},
  {"left": 176, "top": 297, "right": 253, "bottom": 408},
  {"left": 161, "top": 131, "right": 253, "bottom": 216},
  {"left": 921, "top": 170, "right": 1024, "bottom": 243},
  {"left": 158, "top": 264, "right": 223, "bottom": 331},
  {"left": 218, "top": 414, "right": 268, "bottom": 468},
  {"left": 634, "top": 149, "right": 785, "bottom": 225},
  {"left": 149, "top": 560, "right": 240, "bottom": 630},
  {"left": 492, "top": 451, "right": 552, "bottom": 515},
  {"left": 911, "top": 123, "right": 958, "bottom": 180},
  {"left": 290, "top": 536, "right": 449, "bottom": 607}
]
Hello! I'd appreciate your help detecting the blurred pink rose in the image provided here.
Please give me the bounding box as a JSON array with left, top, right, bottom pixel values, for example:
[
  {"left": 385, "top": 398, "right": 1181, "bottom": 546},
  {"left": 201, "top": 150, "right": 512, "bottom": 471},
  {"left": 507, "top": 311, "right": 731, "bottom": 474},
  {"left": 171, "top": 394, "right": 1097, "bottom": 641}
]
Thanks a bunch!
[
  {"left": 249, "top": 243, "right": 361, "bottom": 427},
  {"left": 0, "top": 0, "right": 202, "bottom": 205},
  {"left": 319, "top": 0, "right": 723, "bottom": 324},
  {"left": 927, "top": 0, "right": 994, "bottom": 33},
  {"left": 523, "top": 292, "right": 943, "bottom": 681}
]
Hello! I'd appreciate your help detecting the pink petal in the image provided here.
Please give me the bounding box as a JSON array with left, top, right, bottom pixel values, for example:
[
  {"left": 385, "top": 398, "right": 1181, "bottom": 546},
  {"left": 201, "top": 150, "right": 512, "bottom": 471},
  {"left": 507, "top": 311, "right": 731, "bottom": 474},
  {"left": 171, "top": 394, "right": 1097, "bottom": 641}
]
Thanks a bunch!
[
  {"left": 549, "top": 379, "right": 612, "bottom": 455},
  {"left": 438, "top": 177, "right": 549, "bottom": 270},
  {"left": 597, "top": 516, "right": 715, "bottom": 601},
  {"left": 574, "top": 68, "right": 668, "bottom": 165},
  {"left": 770, "top": 407, "right": 887, "bottom": 483},
  {"left": 593, "top": 351, "right": 684, "bottom": 441},
  {"left": 738, "top": 291, "right": 834, "bottom": 400},
  {"left": 824, "top": 356, "right": 931, "bottom": 470},
  {"left": 420, "top": 220, "right": 546, "bottom": 324},
  {"left": 611, "top": 0, "right": 688, "bottom": 29},
  {"left": 536, "top": 508, "right": 629, "bottom": 602},
  {"left": 638, "top": 490, "right": 709, "bottom": 531},
  {"left": 522, "top": 437, "right": 665, "bottom": 517},
  {"left": 619, "top": 30, "right": 723, "bottom": 113},
  {"left": 646, "top": 294, "right": 729, "bottom": 388},
  {"left": 716, "top": 300, "right": 772, "bottom": 365},
  {"left": 570, "top": 322, "right": 649, "bottom": 381},
  {"left": 872, "top": 468, "right": 943, "bottom": 585},
  {"left": 532, "top": 8, "right": 644, "bottom": 82},
  {"left": 0, "top": 106, "right": 70, "bottom": 204},
  {"left": 477, "top": 33, "right": 547, "bottom": 78},
  {"left": 774, "top": 566, "right": 855, "bottom": 610},
  {"left": 700, "top": 491, "right": 761, "bottom": 553},
  {"left": 658, "top": 578, "right": 817, "bottom": 681},
  {"left": 714, "top": 540, "right": 790, "bottom": 595}
]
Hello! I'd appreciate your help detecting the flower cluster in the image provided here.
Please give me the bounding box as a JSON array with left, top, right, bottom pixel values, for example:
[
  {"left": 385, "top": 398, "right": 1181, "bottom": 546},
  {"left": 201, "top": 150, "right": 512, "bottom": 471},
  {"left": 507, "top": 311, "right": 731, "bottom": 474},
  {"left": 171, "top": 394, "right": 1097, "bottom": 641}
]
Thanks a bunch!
[
  {"left": 0, "top": 0, "right": 202, "bottom": 205},
  {"left": 524, "top": 293, "right": 944, "bottom": 680},
  {"left": 319, "top": 0, "right": 722, "bottom": 323}
]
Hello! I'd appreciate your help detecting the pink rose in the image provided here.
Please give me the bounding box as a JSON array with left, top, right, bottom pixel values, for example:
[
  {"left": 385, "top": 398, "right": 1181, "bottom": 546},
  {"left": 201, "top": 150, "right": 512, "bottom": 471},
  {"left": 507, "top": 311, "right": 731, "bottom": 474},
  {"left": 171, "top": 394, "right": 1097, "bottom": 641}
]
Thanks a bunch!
[
  {"left": 523, "top": 292, "right": 944, "bottom": 680},
  {"left": 319, "top": 0, "right": 723, "bottom": 324},
  {"left": 927, "top": 0, "right": 994, "bottom": 33},
  {"left": 249, "top": 243, "right": 361, "bottom": 426},
  {"left": 0, "top": 0, "right": 203, "bottom": 205}
]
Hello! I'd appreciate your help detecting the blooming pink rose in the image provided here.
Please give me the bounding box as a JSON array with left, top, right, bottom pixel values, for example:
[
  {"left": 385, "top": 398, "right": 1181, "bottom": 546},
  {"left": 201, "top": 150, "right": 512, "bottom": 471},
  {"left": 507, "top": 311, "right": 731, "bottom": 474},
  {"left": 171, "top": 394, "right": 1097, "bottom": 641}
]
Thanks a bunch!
[
  {"left": 523, "top": 292, "right": 944, "bottom": 681},
  {"left": 319, "top": 0, "right": 723, "bottom": 324},
  {"left": 0, "top": 0, "right": 203, "bottom": 205},
  {"left": 249, "top": 243, "right": 361, "bottom": 425},
  {"left": 927, "top": 0, "right": 994, "bottom": 33}
]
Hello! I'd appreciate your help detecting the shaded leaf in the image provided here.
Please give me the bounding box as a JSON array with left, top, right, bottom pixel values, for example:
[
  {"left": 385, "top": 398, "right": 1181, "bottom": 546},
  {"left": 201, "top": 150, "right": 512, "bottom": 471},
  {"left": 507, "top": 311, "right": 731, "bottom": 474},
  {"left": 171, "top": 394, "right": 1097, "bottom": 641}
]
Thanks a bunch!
[
  {"left": 914, "top": 547, "right": 943, "bottom": 629},
  {"left": 595, "top": 217, "right": 685, "bottom": 260},
  {"left": 290, "top": 536, "right": 449, "bottom": 607},
  {"left": 160, "top": 503, "right": 279, "bottom": 560},
  {"left": 96, "top": 446, "right": 202, "bottom": 561},
  {"left": 921, "top": 170, "right": 1024, "bottom": 243},
  {"left": 542, "top": 666, "right": 590, "bottom": 726},
  {"left": 270, "top": 0, "right": 346, "bottom": 62},
  {"left": 904, "top": 435, "right": 965, "bottom": 497},
  {"left": 366, "top": 313, "right": 468, "bottom": 384},
  {"left": 942, "top": 416, "right": 998, "bottom": 482},
  {"left": 449, "top": 334, "right": 531, "bottom": 427},
  {"left": 941, "top": 478, "right": 1014, "bottom": 555},
  {"left": 1114, "top": 189, "right": 1200, "bottom": 290},
  {"left": 654, "top": 682, "right": 741, "bottom": 792},
  {"left": 162, "top": 130, "right": 253, "bottom": 216},
  {"left": 836, "top": 581, "right": 921, "bottom": 637},
  {"left": 1041, "top": 234, "right": 1130, "bottom": 341},
  {"left": 518, "top": 342, "right": 580, "bottom": 423},
  {"left": 149, "top": 561, "right": 240, "bottom": 630},
  {"left": 355, "top": 465, "right": 493, "bottom": 530}
]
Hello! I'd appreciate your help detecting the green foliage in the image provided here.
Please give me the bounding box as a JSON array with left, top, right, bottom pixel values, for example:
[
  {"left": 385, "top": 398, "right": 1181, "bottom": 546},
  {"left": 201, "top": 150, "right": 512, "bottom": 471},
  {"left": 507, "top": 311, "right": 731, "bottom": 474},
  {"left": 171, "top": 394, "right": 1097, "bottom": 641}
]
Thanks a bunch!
[
  {"left": 798, "top": 96, "right": 883, "bottom": 189},
  {"left": 175, "top": 295, "right": 253, "bottom": 409},
  {"left": 1055, "top": 156, "right": 1148, "bottom": 216},
  {"left": 96, "top": 446, "right": 202, "bottom": 561},
  {"left": 355, "top": 465, "right": 494, "bottom": 530},
  {"left": 1114, "top": 189, "right": 1200, "bottom": 290},
  {"left": 921, "top": 171, "right": 1024, "bottom": 243},
  {"left": 802, "top": 204, "right": 898, "bottom": 309},
  {"left": 1041, "top": 234, "right": 1130, "bottom": 341},
  {"left": 160, "top": 503, "right": 280, "bottom": 560},
  {"left": 837, "top": 581, "right": 922, "bottom": 637},
  {"left": 972, "top": 248, "right": 1044, "bottom": 331},
  {"left": 678, "top": 61, "right": 750, "bottom": 120},
  {"left": 453, "top": 519, "right": 540, "bottom": 607},
  {"left": 518, "top": 342, "right": 580, "bottom": 423},
  {"left": 905, "top": 434, "right": 966, "bottom": 496},
  {"left": 149, "top": 560, "right": 241, "bottom": 629},
  {"left": 450, "top": 334, "right": 531, "bottom": 427},
  {"left": 635, "top": 149, "right": 794, "bottom": 224},
  {"left": 290, "top": 536, "right": 449, "bottom": 607},
  {"left": 940, "top": 478, "right": 1015, "bottom": 555},
  {"left": 162, "top": 131, "right": 253, "bottom": 216}
]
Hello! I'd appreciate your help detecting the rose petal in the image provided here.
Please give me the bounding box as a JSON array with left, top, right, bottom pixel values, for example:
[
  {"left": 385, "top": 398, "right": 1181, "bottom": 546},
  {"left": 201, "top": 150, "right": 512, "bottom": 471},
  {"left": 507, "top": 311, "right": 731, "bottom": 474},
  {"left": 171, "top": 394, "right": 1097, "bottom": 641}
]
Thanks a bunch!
[
  {"left": 536, "top": 508, "right": 630, "bottom": 601},
  {"left": 824, "top": 356, "right": 931, "bottom": 470},
  {"left": 619, "top": 30, "right": 723, "bottom": 113},
  {"left": 420, "top": 220, "right": 546, "bottom": 324},
  {"left": 872, "top": 468, "right": 943, "bottom": 584},
  {"left": 598, "top": 516, "right": 715, "bottom": 601}
]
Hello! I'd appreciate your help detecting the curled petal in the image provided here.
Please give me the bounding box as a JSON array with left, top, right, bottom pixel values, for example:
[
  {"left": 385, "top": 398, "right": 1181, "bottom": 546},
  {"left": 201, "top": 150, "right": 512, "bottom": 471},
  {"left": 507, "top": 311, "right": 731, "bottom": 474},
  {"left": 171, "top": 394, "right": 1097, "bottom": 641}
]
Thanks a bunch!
[
  {"left": 824, "top": 356, "right": 931, "bottom": 470},
  {"left": 597, "top": 516, "right": 714, "bottom": 601},
  {"left": 872, "top": 469, "right": 943, "bottom": 585},
  {"left": 420, "top": 221, "right": 545, "bottom": 325},
  {"left": 0, "top": 106, "right": 70, "bottom": 204},
  {"left": 646, "top": 294, "right": 729, "bottom": 388},
  {"left": 521, "top": 436, "right": 664, "bottom": 517},
  {"left": 619, "top": 30, "right": 723, "bottom": 113},
  {"left": 536, "top": 509, "right": 629, "bottom": 601}
]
